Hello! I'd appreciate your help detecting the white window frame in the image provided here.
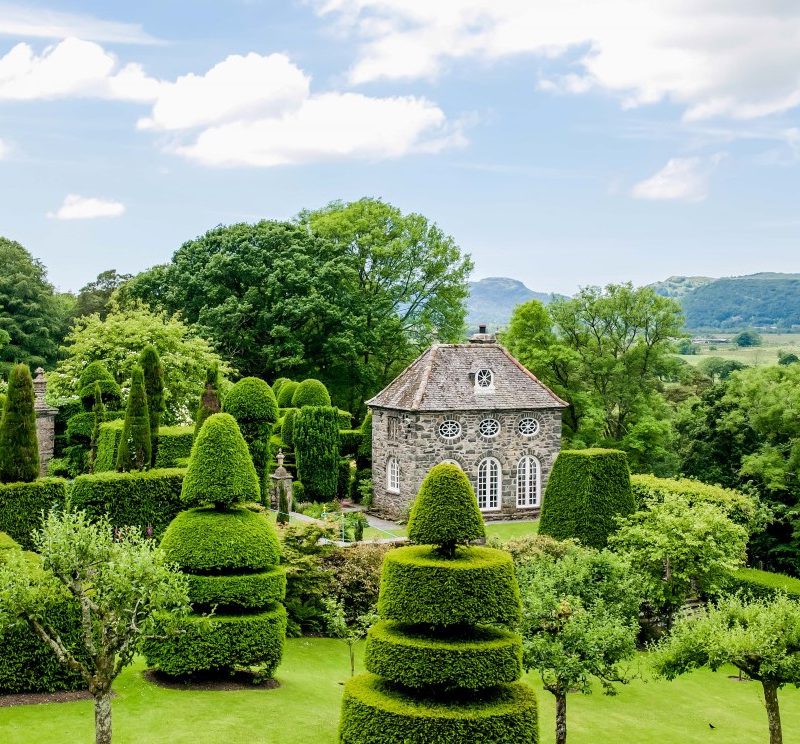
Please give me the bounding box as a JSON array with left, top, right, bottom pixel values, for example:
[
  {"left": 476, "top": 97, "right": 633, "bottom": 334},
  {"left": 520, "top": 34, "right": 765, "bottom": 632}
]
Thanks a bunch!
[
  {"left": 475, "top": 369, "right": 494, "bottom": 391},
  {"left": 438, "top": 420, "right": 462, "bottom": 440},
  {"left": 477, "top": 457, "right": 502, "bottom": 512},
  {"left": 518, "top": 417, "right": 540, "bottom": 437},
  {"left": 478, "top": 417, "right": 500, "bottom": 438},
  {"left": 387, "top": 457, "right": 400, "bottom": 494},
  {"left": 516, "top": 456, "right": 541, "bottom": 508}
]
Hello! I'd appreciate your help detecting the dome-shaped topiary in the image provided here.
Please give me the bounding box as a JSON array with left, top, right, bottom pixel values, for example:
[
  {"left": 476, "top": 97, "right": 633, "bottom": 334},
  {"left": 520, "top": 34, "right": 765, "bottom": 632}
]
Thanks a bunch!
[
  {"left": 181, "top": 413, "right": 260, "bottom": 508},
  {"left": 271, "top": 377, "right": 290, "bottom": 397},
  {"left": 276, "top": 381, "right": 298, "bottom": 408},
  {"left": 281, "top": 408, "right": 298, "bottom": 448},
  {"left": 407, "top": 463, "right": 485, "bottom": 556},
  {"left": 224, "top": 377, "right": 278, "bottom": 423},
  {"left": 77, "top": 361, "right": 120, "bottom": 410},
  {"left": 291, "top": 378, "right": 331, "bottom": 408}
]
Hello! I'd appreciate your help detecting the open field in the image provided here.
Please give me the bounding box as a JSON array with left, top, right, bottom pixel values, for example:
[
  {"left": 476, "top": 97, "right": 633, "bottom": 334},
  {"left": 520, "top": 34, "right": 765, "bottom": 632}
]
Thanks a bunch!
[
  {"left": 679, "top": 332, "right": 800, "bottom": 367},
  {"left": 1, "top": 638, "right": 797, "bottom": 744}
]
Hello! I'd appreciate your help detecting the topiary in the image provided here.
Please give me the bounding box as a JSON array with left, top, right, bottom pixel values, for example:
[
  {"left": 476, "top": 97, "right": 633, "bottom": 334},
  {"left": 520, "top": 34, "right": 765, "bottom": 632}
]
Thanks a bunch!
[
  {"left": 77, "top": 361, "right": 120, "bottom": 410},
  {"left": 0, "top": 364, "right": 39, "bottom": 483},
  {"left": 88, "top": 382, "right": 105, "bottom": 472},
  {"left": 272, "top": 377, "right": 290, "bottom": 397},
  {"left": 538, "top": 448, "right": 634, "bottom": 549},
  {"left": 194, "top": 365, "right": 221, "bottom": 437},
  {"left": 181, "top": 413, "right": 260, "bottom": 509},
  {"left": 291, "top": 378, "right": 331, "bottom": 408},
  {"left": 339, "top": 464, "right": 537, "bottom": 742},
  {"left": 357, "top": 411, "right": 372, "bottom": 463},
  {"left": 282, "top": 408, "right": 299, "bottom": 448},
  {"left": 115, "top": 366, "right": 151, "bottom": 472},
  {"left": 293, "top": 406, "right": 340, "bottom": 501},
  {"left": 139, "top": 345, "right": 165, "bottom": 466},
  {"left": 277, "top": 380, "right": 298, "bottom": 408}
]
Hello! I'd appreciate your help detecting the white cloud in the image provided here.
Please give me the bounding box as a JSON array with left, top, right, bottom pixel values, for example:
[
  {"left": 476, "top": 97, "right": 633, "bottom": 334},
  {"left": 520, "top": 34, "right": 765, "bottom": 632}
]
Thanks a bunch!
[
  {"left": 317, "top": 0, "right": 800, "bottom": 121},
  {"left": 631, "top": 155, "right": 724, "bottom": 202},
  {"left": 47, "top": 194, "right": 126, "bottom": 220},
  {"left": 0, "top": 4, "right": 160, "bottom": 44},
  {"left": 0, "top": 37, "right": 161, "bottom": 101},
  {"left": 0, "top": 137, "right": 8, "bottom": 159}
]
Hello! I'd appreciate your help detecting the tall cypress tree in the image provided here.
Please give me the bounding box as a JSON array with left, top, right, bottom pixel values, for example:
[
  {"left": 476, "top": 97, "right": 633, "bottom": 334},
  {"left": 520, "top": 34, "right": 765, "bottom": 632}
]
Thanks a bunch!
[
  {"left": 0, "top": 363, "right": 40, "bottom": 483},
  {"left": 194, "top": 364, "right": 221, "bottom": 437},
  {"left": 88, "top": 381, "right": 105, "bottom": 473},
  {"left": 139, "top": 345, "right": 165, "bottom": 466},
  {"left": 116, "top": 366, "right": 151, "bottom": 472}
]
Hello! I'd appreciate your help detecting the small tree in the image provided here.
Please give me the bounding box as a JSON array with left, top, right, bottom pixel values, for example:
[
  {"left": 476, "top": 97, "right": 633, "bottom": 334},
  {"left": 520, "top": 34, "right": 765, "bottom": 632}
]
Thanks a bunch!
[
  {"left": 323, "top": 596, "right": 377, "bottom": 677},
  {"left": 517, "top": 541, "right": 641, "bottom": 744},
  {"left": 734, "top": 330, "right": 762, "bottom": 347},
  {"left": 116, "top": 366, "right": 151, "bottom": 472},
  {"left": 654, "top": 594, "right": 800, "bottom": 744},
  {"left": 194, "top": 364, "right": 221, "bottom": 436},
  {"left": 88, "top": 382, "right": 105, "bottom": 473},
  {"left": 0, "top": 363, "right": 39, "bottom": 483},
  {"left": 139, "top": 345, "right": 165, "bottom": 466},
  {"left": 0, "top": 510, "right": 189, "bottom": 744}
]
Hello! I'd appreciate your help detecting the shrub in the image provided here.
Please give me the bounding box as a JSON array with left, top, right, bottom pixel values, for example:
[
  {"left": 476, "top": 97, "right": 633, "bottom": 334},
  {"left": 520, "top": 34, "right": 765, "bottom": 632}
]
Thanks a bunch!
[
  {"left": 115, "top": 366, "right": 151, "bottom": 472},
  {"left": 340, "top": 429, "right": 363, "bottom": 456},
  {"left": 140, "top": 345, "right": 165, "bottom": 466},
  {"left": 77, "top": 361, "right": 120, "bottom": 410},
  {"left": 0, "top": 364, "right": 39, "bottom": 483},
  {"left": 539, "top": 448, "right": 634, "bottom": 549},
  {"left": 337, "top": 458, "right": 353, "bottom": 501},
  {"left": 194, "top": 364, "right": 222, "bottom": 437},
  {"left": 291, "top": 378, "right": 331, "bottom": 408},
  {"left": 292, "top": 481, "right": 305, "bottom": 502},
  {"left": 351, "top": 467, "right": 372, "bottom": 504},
  {"left": 70, "top": 469, "right": 185, "bottom": 538},
  {"left": 272, "top": 377, "right": 290, "bottom": 396},
  {"left": 181, "top": 413, "right": 260, "bottom": 508},
  {"left": 358, "top": 411, "right": 372, "bottom": 462},
  {"left": 727, "top": 567, "right": 800, "bottom": 600},
  {"left": 337, "top": 409, "right": 353, "bottom": 428},
  {"left": 0, "top": 478, "right": 67, "bottom": 549},
  {"left": 294, "top": 407, "right": 341, "bottom": 500},
  {"left": 277, "top": 380, "right": 299, "bottom": 408},
  {"left": 187, "top": 567, "right": 286, "bottom": 609},
  {"left": 95, "top": 421, "right": 191, "bottom": 472},
  {"left": 88, "top": 382, "right": 105, "bottom": 471},
  {"left": 322, "top": 543, "right": 391, "bottom": 623},
  {"left": 282, "top": 408, "right": 299, "bottom": 448},
  {"left": 66, "top": 411, "right": 97, "bottom": 445}
]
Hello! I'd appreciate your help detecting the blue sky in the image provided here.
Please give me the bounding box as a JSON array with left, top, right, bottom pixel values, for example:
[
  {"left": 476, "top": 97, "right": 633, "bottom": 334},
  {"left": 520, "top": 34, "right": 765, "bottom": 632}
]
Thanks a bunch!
[{"left": 1, "top": 1, "right": 799, "bottom": 295}]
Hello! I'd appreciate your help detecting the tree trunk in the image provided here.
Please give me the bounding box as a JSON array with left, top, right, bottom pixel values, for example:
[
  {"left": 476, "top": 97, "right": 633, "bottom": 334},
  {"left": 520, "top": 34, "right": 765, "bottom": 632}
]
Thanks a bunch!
[
  {"left": 555, "top": 692, "right": 567, "bottom": 744},
  {"left": 762, "top": 681, "right": 782, "bottom": 744},
  {"left": 94, "top": 691, "right": 112, "bottom": 744}
]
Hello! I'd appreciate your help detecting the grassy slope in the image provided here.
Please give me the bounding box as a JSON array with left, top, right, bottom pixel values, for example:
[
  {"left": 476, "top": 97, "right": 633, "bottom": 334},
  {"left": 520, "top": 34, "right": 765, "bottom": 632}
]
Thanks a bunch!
[
  {"left": 1, "top": 638, "right": 798, "bottom": 743},
  {"left": 679, "top": 333, "right": 800, "bottom": 367}
]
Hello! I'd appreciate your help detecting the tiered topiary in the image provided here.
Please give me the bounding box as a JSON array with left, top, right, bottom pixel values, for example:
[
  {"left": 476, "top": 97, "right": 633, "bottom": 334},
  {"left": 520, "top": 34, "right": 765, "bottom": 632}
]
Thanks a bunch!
[
  {"left": 0, "top": 364, "right": 39, "bottom": 483},
  {"left": 143, "top": 413, "right": 286, "bottom": 678},
  {"left": 294, "top": 406, "right": 341, "bottom": 501},
  {"left": 223, "top": 377, "right": 279, "bottom": 493},
  {"left": 139, "top": 345, "right": 165, "bottom": 466},
  {"left": 538, "top": 448, "right": 634, "bottom": 549},
  {"left": 291, "top": 378, "right": 331, "bottom": 408},
  {"left": 276, "top": 380, "right": 299, "bottom": 408},
  {"left": 77, "top": 361, "right": 120, "bottom": 410},
  {"left": 194, "top": 364, "right": 221, "bottom": 437},
  {"left": 340, "top": 463, "right": 538, "bottom": 743},
  {"left": 115, "top": 367, "right": 151, "bottom": 472}
]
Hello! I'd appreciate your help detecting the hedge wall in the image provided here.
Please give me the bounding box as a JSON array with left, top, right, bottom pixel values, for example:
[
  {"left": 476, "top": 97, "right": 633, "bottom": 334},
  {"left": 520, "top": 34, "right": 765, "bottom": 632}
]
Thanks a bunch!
[
  {"left": 727, "top": 567, "right": 800, "bottom": 599},
  {"left": 70, "top": 468, "right": 185, "bottom": 537},
  {"left": 94, "top": 421, "right": 193, "bottom": 472},
  {"left": 0, "top": 478, "right": 68, "bottom": 549},
  {"left": 340, "top": 429, "right": 363, "bottom": 457}
]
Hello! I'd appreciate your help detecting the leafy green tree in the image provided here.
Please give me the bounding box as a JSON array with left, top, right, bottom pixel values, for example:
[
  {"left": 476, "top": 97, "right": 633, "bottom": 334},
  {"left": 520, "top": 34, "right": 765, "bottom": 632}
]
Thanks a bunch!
[
  {"left": 697, "top": 356, "right": 747, "bottom": 382},
  {"left": 323, "top": 596, "right": 378, "bottom": 677},
  {"left": 0, "top": 509, "right": 189, "bottom": 744},
  {"left": 734, "top": 330, "right": 762, "bottom": 347},
  {"left": 654, "top": 594, "right": 800, "bottom": 744},
  {"left": 116, "top": 367, "right": 151, "bottom": 472},
  {"left": 194, "top": 364, "right": 221, "bottom": 436},
  {"left": 517, "top": 541, "right": 641, "bottom": 744},
  {"left": 778, "top": 351, "right": 799, "bottom": 366},
  {"left": 49, "top": 306, "right": 230, "bottom": 424},
  {"left": 139, "top": 345, "right": 165, "bottom": 465},
  {"left": 74, "top": 270, "right": 132, "bottom": 319},
  {"left": 0, "top": 363, "right": 39, "bottom": 483}
]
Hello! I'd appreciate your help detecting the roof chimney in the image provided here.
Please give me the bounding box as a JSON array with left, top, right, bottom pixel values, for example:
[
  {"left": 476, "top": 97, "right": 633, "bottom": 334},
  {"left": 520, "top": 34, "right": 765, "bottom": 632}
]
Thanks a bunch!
[{"left": 469, "top": 323, "right": 496, "bottom": 344}]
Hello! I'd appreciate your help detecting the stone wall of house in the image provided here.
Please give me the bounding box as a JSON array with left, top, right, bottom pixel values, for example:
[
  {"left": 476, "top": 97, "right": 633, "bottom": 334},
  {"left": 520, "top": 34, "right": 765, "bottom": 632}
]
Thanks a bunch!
[
  {"left": 371, "top": 406, "right": 562, "bottom": 520},
  {"left": 33, "top": 367, "right": 58, "bottom": 476}
]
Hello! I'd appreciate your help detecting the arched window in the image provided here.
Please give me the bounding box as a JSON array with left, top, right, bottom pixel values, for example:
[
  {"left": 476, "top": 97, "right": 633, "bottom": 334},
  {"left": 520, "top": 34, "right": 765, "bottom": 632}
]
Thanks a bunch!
[
  {"left": 516, "top": 456, "right": 540, "bottom": 507},
  {"left": 441, "top": 459, "right": 461, "bottom": 469},
  {"left": 387, "top": 457, "right": 400, "bottom": 493},
  {"left": 477, "top": 457, "right": 502, "bottom": 511}
]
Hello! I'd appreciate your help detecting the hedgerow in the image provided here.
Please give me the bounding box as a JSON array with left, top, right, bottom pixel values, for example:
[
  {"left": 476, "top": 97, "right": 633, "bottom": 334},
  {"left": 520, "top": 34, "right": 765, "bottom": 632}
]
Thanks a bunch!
[
  {"left": 340, "top": 429, "right": 363, "bottom": 456},
  {"left": 727, "top": 567, "right": 800, "bottom": 599},
  {"left": 294, "top": 407, "right": 340, "bottom": 501},
  {"left": 0, "top": 478, "right": 68, "bottom": 549},
  {"left": 94, "top": 421, "right": 191, "bottom": 472},
  {"left": 282, "top": 408, "right": 299, "bottom": 448}
]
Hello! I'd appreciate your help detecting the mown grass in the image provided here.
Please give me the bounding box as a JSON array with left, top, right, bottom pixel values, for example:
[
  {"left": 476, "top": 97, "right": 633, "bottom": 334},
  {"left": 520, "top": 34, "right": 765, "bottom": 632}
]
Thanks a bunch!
[
  {"left": 1, "top": 638, "right": 797, "bottom": 743},
  {"left": 361, "top": 518, "right": 539, "bottom": 542},
  {"left": 679, "top": 332, "right": 800, "bottom": 367}
]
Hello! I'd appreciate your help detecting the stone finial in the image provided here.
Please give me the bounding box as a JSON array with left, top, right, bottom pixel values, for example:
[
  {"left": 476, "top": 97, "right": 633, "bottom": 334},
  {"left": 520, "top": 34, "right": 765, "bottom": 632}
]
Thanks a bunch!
[
  {"left": 33, "top": 367, "right": 47, "bottom": 405},
  {"left": 276, "top": 448, "right": 285, "bottom": 468}
]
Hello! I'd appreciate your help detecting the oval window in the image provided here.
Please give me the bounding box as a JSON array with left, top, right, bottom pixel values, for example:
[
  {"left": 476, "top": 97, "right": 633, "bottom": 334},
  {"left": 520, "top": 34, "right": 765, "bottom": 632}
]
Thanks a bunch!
[
  {"left": 518, "top": 418, "right": 540, "bottom": 436},
  {"left": 438, "top": 420, "right": 462, "bottom": 439},
  {"left": 479, "top": 418, "right": 500, "bottom": 437}
]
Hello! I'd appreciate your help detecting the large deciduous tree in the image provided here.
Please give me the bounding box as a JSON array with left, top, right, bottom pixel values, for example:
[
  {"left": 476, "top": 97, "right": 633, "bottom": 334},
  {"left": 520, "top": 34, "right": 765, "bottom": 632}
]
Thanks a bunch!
[{"left": 74, "top": 270, "right": 132, "bottom": 320}]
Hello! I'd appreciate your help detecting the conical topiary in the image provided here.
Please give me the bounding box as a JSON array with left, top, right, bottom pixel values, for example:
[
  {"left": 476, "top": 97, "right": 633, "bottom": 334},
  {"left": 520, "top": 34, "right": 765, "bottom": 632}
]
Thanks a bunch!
[
  {"left": 339, "top": 462, "right": 538, "bottom": 744},
  {"left": 115, "top": 366, "right": 151, "bottom": 472},
  {"left": 194, "top": 364, "right": 221, "bottom": 437},
  {"left": 77, "top": 361, "right": 120, "bottom": 410},
  {"left": 139, "top": 345, "right": 165, "bottom": 466},
  {"left": 276, "top": 380, "right": 298, "bottom": 408},
  {"left": 143, "top": 413, "right": 287, "bottom": 678},
  {"left": 88, "top": 382, "right": 105, "bottom": 472},
  {"left": 291, "top": 378, "right": 331, "bottom": 408},
  {"left": 0, "top": 364, "right": 39, "bottom": 483}
]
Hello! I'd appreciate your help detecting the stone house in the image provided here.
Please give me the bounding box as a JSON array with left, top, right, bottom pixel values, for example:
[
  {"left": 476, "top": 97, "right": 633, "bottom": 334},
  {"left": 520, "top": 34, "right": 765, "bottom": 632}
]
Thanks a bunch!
[{"left": 367, "top": 328, "right": 567, "bottom": 520}]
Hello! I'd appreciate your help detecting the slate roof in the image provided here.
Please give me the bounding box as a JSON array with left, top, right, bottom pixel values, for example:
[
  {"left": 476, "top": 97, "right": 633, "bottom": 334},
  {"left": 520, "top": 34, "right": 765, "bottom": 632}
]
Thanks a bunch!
[{"left": 366, "top": 343, "right": 568, "bottom": 412}]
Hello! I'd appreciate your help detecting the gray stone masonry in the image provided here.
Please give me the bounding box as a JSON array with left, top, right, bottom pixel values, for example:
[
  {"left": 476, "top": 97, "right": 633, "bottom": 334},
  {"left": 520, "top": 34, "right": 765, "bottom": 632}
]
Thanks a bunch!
[{"left": 33, "top": 367, "right": 58, "bottom": 477}]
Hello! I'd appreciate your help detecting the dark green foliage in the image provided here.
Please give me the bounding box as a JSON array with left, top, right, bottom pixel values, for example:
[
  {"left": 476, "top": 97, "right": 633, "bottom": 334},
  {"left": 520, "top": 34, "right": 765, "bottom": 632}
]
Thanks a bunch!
[
  {"left": 337, "top": 408, "right": 354, "bottom": 428},
  {"left": 291, "top": 378, "right": 331, "bottom": 408},
  {"left": 337, "top": 458, "right": 353, "bottom": 501},
  {"left": 0, "top": 364, "right": 39, "bottom": 483},
  {"left": 143, "top": 605, "right": 287, "bottom": 677},
  {"left": 187, "top": 568, "right": 287, "bottom": 609},
  {"left": 272, "top": 377, "right": 290, "bottom": 396},
  {"left": 94, "top": 421, "right": 192, "bottom": 472},
  {"left": 340, "top": 675, "right": 538, "bottom": 744},
  {"left": 366, "top": 621, "right": 522, "bottom": 689},
  {"left": 727, "top": 568, "right": 800, "bottom": 600},
  {"left": 539, "top": 449, "right": 634, "bottom": 549},
  {"left": 181, "top": 413, "right": 259, "bottom": 508},
  {"left": 734, "top": 330, "right": 762, "bottom": 347},
  {"left": 0, "top": 479, "right": 67, "bottom": 549},
  {"left": 358, "top": 411, "right": 372, "bottom": 463},
  {"left": 408, "top": 464, "right": 485, "bottom": 556},
  {"left": 340, "top": 429, "right": 363, "bottom": 456},
  {"left": 140, "top": 345, "right": 165, "bottom": 466},
  {"left": 377, "top": 545, "right": 521, "bottom": 627},
  {"left": 194, "top": 364, "right": 222, "bottom": 437},
  {"left": 282, "top": 408, "right": 299, "bottom": 448},
  {"left": 778, "top": 352, "right": 799, "bottom": 366},
  {"left": 351, "top": 467, "right": 372, "bottom": 504},
  {"left": 70, "top": 469, "right": 185, "bottom": 539},
  {"left": 294, "top": 406, "right": 341, "bottom": 501},
  {"left": 277, "top": 381, "right": 299, "bottom": 408},
  {"left": 159, "top": 507, "right": 281, "bottom": 573},
  {"left": 66, "top": 411, "right": 96, "bottom": 445},
  {"left": 277, "top": 482, "right": 290, "bottom": 525},
  {"left": 77, "top": 361, "right": 120, "bottom": 410},
  {"left": 115, "top": 366, "right": 152, "bottom": 472},
  {"left": 73, "top": 269, "right": 131, "bottom": 320},
  {"left": 88, "top": 383, "right": 105, "bottom": 472},
  {"left": 292, "top": 481, "right": 305, "bottom": 502}
]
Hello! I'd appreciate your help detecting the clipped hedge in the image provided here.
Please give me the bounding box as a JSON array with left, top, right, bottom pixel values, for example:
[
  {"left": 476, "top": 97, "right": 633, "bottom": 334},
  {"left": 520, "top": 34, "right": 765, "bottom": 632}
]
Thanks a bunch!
[
  {"left": 94, "top": 421, "right": 192, "bottom": 472},
  {"left": 378, "top": 545, "right": 520, "bottom": 627},
  {"left": 365, "top": 621, "right": 522, "bottom": 689},
  {"left": 337, "top": 409, "right": 354, "bottom": 429},
  {"left": 728, "top": 568, "right": 800, "bottom": 599},
  {"left": 539, "top": 448, "right": 634, "bottom": 549},
  {"left": 340, "top": 675, "right": 538, "bottom": 744},
  {"left": 66, "top": 411, "right": 97, "bottom": 444},
  {"left": 187, "top": 568, "right": 287, "bottom": 609},
  {"left": 282, "top": 408, "right": 299, "bottom": 448},
  {"left": 143, "top": 605, "right": 287, "bottom": 677},
  {"left": 277, "top": 381, "right": 299, "bottom": 408},
  {"left": 294, "top": 406, "right": 341, "bottom": 501},
  {"left": 340, "top": 429, "right": 363, "bottom": 456},
  {"left": 70, "top": 468, "right": 185, "bottom": 537},
  {"left": 291, "top": 378, "right": 331, "bottom": 408},
  {"left": 0, "top": 478, "right": 68, "bottom": 549},
  {"left": 93, "top": 419, "right": 124, "bottom": 472}
]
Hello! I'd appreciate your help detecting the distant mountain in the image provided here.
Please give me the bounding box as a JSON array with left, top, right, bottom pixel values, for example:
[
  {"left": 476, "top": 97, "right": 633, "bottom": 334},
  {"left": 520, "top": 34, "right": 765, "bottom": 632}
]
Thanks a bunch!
[
  {"left": 648, "top": 275, "right": 715, "bottom": 299},
  {"left": 466, "top": 277, "right": 565, "bottom": 332}
]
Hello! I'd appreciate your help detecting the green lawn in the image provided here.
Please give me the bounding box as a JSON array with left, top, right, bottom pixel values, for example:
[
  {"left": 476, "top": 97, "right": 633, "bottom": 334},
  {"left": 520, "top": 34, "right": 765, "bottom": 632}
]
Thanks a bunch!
[
  {"left": 1, "top": 638, "right": 797, "bottom": 743},
  {"left": 679, "top": 332, "right": 800, "bottom": 367},
  {"left": 361, "top": 519, "right": 539, "bottom": 543}
]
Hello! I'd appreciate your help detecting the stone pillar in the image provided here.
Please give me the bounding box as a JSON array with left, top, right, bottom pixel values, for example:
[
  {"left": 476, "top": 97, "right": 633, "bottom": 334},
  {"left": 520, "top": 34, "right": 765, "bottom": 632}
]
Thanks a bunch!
[
  {"left": 33, "top": 367, "right": 58, "bottom": 477},
  {"left": 269, "top": 449, "right": 294, "bottom": 513}
]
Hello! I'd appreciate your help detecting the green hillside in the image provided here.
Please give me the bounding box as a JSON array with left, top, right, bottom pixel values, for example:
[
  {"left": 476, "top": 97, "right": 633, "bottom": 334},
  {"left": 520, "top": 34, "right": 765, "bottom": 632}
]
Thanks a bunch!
[
  {"left": 648, "top": 275, "right": 715, "bottom": 299},
  {"left": 467, "top": 277, "right": 564, "bottom": 332}
]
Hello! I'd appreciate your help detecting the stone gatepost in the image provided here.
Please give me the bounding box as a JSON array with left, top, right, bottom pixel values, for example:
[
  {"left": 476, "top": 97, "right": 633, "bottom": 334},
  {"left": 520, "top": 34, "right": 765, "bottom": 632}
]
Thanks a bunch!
[
  {"left": 33, "top": 367, "right": 58, "bottom": 477},
  {"left": 269, "top": 449, "right": 294, "bottom": 515}
]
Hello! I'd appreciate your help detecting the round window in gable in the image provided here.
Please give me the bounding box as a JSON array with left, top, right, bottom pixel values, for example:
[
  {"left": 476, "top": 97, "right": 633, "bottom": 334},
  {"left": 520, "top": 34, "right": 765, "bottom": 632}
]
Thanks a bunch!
[
  {"left": 518, "top": 418, "right": 540, "bottom": 436},
  {"left": 476, "top": 369, "right": 493, "bottom": 388},
  {"left": 479, "top": 418, "right": 500, "bottom": 437},
  {"left": 438, "top": 420, "right": 462, "bottom": 439}
]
